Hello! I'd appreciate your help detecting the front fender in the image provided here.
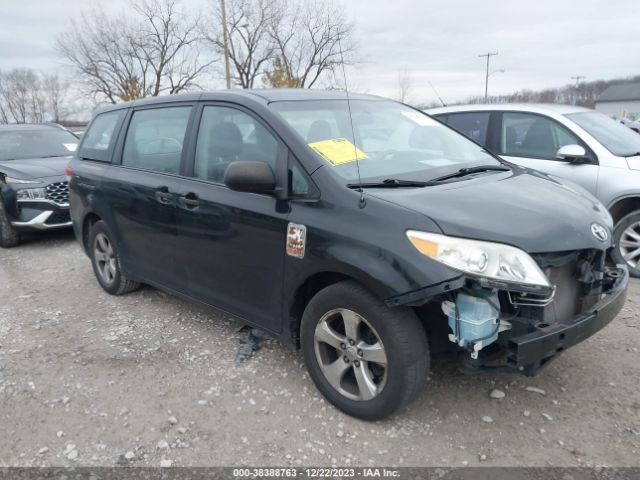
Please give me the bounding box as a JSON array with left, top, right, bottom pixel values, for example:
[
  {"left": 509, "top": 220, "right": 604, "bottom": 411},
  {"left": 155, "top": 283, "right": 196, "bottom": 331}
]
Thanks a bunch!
[{"left": 283, "top": 236, "right": 463, "bottom": 315}]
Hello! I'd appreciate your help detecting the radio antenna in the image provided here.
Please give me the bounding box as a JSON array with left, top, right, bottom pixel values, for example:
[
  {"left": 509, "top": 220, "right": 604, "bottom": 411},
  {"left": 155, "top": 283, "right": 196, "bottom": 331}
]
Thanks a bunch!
[
  {"left": 428, "top": 80, "right": 447, "bottom": 107},
  {"left": 338, "top": 37, "right": 366, "bottom": 209}
]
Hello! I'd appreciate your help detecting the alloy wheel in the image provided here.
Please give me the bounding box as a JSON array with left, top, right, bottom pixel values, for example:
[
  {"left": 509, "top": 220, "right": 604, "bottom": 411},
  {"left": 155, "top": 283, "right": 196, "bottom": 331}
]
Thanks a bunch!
[
  {"left": 313, "top": 308, "right": 388, "bottom": 401},
  {"left": 620, "top": 221, "right": 640, "bottom": 269},
  {"left": 94, "top": 232, "right": 117, "bottom": 285}
]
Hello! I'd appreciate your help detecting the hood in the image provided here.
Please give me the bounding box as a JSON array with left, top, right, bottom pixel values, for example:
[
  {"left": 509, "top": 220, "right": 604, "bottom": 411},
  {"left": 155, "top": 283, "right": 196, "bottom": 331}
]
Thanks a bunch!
[
  {"left": 0, "top": 156, "right": 71, "bottom": 180},
  {"left": 366, "top": 169, "right": 613, "bottom": 253}
]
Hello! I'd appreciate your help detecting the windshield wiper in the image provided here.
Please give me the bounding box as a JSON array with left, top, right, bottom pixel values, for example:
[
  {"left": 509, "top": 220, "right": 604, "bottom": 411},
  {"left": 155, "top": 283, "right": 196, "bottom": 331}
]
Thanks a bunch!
[
  {"left": 347, "top": 178, "right": 439, "bottom": 189},
  {"left": 623, "top": 152, "right": 640, "bottom": 158},
  {"left": 432, "top": 164, "right": 511, "bottom": 182},
  {"left": 346, "top": 165, "right": 512, "bottom": 190}
]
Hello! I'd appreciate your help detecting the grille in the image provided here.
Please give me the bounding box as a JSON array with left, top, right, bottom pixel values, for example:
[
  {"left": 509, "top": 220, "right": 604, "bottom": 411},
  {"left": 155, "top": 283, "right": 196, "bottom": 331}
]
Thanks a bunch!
[
  {"left": 45, "top": 182, "right": 69, "bottom": 206},
  {"left": 45, "top": 212, "right": 71, "bottom": 225}
]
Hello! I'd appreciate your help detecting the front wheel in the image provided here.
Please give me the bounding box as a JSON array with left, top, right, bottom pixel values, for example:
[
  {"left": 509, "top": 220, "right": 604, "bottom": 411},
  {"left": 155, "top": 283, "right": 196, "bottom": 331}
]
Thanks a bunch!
[
  {"left": 0, "top": 198, "right": 20, "bottom": 248},
  {"left": 89, "top": 221, "right": 140, "bottom": 295},
  {"left": 612, "top": 211, "right": 640, "bottom": 278},
  {"left": 300, "top": 280, "right": 429, "bottom": 421}
]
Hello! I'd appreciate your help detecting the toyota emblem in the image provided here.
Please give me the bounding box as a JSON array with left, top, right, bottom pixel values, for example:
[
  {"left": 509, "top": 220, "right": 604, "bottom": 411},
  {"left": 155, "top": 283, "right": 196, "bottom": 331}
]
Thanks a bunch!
[{"left": 591, "top": 223, "right": 609, "bottom": 242}]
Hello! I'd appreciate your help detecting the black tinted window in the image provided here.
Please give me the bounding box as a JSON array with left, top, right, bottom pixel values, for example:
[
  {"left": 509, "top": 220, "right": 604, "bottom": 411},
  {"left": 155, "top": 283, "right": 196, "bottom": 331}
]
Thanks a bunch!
[
  {"left": 80, "top": 110, "right": 124, "bottom": 161},
  {"left": 445, "top": 113, "right": 490, "bottom": 145},
  {"left": 500, "top": 112, "right": 580, "bottom": 160},
  {"left": 122, "top": 107, "right": 191, "bottom": 174},
  {"left": 194, "top": 106, "right": 278, "bottom": 184},
  {"left": 290, "top": 163, "right": 310, "bottom": 196}
]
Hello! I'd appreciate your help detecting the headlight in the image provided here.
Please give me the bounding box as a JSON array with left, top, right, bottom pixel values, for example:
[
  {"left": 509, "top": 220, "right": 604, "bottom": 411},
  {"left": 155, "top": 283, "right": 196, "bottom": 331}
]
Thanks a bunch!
[
  {"left": 406, "top": 230, "right": 550, "bottom": 288},
  {"left": 16, "top": 188, "right": 47, "bottom": 201},
  {"left": 5, "top": 177, "right": 38, "bottom": 184}
]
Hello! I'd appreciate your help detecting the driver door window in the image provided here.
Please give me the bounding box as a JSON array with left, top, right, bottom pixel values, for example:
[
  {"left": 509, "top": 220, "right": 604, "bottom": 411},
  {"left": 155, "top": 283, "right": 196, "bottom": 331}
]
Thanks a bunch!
[
  {"left": 194, "top": 106, "right": 278, "bottom": 184},
  {"left": 500, "top": 112, "right": 581, "bottom": 160}
]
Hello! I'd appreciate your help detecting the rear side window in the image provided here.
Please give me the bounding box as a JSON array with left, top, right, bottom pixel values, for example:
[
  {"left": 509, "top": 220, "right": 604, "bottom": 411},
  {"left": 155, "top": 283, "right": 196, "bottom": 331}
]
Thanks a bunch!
[
  {"left": 445, "top": 113, "right": 490, "bottom": 145},
  {"left": 80, "top": 110, "right": 125, "bottom": 161},
  {"left": 122, "top": 106, "right": 191, "bottom": 175},
  {"left": 194, "top": 106, "right": 278, "bottom": 184}
]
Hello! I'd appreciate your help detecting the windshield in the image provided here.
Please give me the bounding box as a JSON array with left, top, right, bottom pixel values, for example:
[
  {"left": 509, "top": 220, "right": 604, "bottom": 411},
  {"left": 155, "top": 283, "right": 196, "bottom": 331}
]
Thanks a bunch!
[
  {"left": 0, "top": 128, "right": 79, "bottom": 161},
  {"left": 270, "top": 100, "right": 500, "bottom": 182},
  {"left": 566, "top": 111, "right": 640, "bottom": 157}
]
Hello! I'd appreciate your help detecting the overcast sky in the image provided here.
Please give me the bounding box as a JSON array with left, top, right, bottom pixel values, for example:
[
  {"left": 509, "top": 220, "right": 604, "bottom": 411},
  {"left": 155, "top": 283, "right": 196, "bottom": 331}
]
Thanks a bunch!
[{"left": 1, "top": 0, "right": 639, "bottom": 108}]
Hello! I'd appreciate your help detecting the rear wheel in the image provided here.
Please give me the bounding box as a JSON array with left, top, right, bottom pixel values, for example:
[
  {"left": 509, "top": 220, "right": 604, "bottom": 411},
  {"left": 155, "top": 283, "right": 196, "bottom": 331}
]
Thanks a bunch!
[
  {"left": 89, "top": 221, "right": 140, "bottom": 295},
  {"left": 0, "top": 198, "right": 20, "bottom": 248},
  {"left": 612, "top": 211, "right": 640, "bottom": 278},
  {"left": 300, "top": 280, "right": 429, "bottom": 421}
]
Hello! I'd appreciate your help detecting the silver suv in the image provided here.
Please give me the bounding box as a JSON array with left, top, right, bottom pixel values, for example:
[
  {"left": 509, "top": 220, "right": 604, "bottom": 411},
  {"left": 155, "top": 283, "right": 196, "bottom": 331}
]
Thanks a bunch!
[{"left": 428, "top": 104, "right": 640, "bottom": 277}]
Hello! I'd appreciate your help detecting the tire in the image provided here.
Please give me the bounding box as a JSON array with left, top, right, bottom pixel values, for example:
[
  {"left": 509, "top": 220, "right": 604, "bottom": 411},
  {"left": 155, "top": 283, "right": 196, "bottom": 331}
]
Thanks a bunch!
[
  {"left": 89, "top": 220, "right": 140, "bottom": 295},
  {"left": 0, "top": 198, "right": 20, "bottom": 248},
  {"left": 300, "top": 280, "right": 429, "bottom": 421},
  {"left": 612, "top": 211, "right": 640, "bottom": 278}
]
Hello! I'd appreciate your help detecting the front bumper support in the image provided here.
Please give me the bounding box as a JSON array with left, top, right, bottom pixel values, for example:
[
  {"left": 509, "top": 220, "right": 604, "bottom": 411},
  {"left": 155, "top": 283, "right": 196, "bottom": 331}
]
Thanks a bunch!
[
  {"left": 508, "top": 266, "right": 628, "bottom": 375},
  {"left": 11, "top": 210, "right": 72, "bottom": 230}
]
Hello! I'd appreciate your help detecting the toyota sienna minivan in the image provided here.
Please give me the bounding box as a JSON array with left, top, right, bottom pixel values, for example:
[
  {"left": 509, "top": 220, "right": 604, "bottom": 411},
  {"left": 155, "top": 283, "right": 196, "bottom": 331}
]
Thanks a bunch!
[{"left": 69, "top": 90, "right": 628, "bottom": 420}]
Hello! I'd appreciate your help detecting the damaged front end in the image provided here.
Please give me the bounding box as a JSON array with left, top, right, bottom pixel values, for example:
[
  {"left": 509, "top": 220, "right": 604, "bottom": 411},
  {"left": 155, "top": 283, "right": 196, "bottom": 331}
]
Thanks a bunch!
[
  {"left": 392, "top": 247, "right": 628, "bottom": 376},
  {"left": 495, "top": 249, "right": 627, "bottom": 375}
]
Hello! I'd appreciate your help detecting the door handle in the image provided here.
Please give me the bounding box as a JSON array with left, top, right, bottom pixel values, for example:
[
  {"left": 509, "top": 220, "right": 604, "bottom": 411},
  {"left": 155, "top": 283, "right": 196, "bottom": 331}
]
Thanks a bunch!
[
  {"left": 178, "top": 192, "right": 200, "bottom": 210},
  {"left": 77, "top": 182, "right": 96, "bottom": 191},
  {"left": 155, "top": 186, "right": 175, "bottom": 205}
]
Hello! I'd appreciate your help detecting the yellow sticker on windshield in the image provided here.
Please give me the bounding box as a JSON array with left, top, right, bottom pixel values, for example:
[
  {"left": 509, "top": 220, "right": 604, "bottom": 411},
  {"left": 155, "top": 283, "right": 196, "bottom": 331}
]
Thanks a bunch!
[{"left": 308, "top": 138, "right": 368, "bottom": 166}]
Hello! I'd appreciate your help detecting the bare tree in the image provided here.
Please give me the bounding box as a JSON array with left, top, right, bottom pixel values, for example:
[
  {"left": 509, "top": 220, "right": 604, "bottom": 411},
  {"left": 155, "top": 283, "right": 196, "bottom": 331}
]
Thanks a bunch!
[
  {"left": 460, "top": 74, "right": 640, "bottom": 109},
  {"left": 57, "top": 0, "right": 213, "bottom": 103},
  {"left": 58, "top": 10, "right": 149, "bottom": 103},
  {"left": 0, "top": 72, "right": 9, "bottom": 124},
  {"left": 0, "top": 69, "right": 45, "bottom": 123},
  {"left": 266, "top": 0, "right": 356, "bottom": 88},
  {"left": 133, "top": 0, "right": 212, "bottom": 95},
  {"left": 397, "top": 66, "right": 412, "bottom": 103},
  {"left": 207, "top": 0, "right": 278, "bottom": 88},
  {"left": 262, "top": 56, "right": 299, "bottom": 88},
  {"left": 41, "top": 73, "right": 71, "bottom": 123}
]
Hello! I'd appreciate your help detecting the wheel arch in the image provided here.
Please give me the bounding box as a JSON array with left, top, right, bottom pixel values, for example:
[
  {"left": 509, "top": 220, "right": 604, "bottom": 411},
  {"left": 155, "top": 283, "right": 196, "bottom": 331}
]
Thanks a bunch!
[
  {"left": 287, "top": 270, "right": 394, "bottom": 347},
  {"left": 81, "top": 212, "right": 102, "bottom": 254},
  {"left": 608, "top": 195, "right": 640, "bottom": 225}
]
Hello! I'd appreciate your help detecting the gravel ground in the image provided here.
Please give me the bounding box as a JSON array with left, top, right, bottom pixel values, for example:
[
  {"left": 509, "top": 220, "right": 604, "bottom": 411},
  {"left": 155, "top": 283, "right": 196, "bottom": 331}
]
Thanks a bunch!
[{"left": 1, "top": 230, "right": 639, "bottom": 468}]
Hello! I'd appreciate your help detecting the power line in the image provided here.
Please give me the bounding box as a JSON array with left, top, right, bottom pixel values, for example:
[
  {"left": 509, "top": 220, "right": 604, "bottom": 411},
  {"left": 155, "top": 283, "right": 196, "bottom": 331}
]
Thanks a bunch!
[
  {"left": 570, "top": 75, "right": 586, "bottom": 87},
  {"left": 478, "top": 51, "right": 498, "bottom": 102}
]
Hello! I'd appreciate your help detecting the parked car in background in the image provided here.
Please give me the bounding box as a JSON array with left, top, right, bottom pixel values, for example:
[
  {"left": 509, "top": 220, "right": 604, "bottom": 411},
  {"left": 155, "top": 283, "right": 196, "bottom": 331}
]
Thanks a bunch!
[
  {"left": 0, "top": 123, "right": 78, "bottom": 247},
  {"left": 611, "top": 115, "right": 632, "bottom": 127},
  {"left": 69, "top": 90, "right": 627, "bottom": 420},
  {"left": 428, "top": 104, "right": 640, "bottom": 277}
]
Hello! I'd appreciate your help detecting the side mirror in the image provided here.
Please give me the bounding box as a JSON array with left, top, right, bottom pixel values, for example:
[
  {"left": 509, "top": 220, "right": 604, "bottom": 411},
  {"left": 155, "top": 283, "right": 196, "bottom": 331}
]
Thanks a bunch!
[
  {"left": 224, "top": 161, "right": 276, "bottom": 194},
  {"left": 556, "top": 144, "right": 589, "bottom": 163}
]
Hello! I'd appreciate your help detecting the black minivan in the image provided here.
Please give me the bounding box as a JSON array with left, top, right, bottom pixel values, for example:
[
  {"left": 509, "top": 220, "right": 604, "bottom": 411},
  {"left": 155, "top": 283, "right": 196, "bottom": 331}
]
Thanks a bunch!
[{"left": 69, "top": 89, "right": 628, "bottom": 420}]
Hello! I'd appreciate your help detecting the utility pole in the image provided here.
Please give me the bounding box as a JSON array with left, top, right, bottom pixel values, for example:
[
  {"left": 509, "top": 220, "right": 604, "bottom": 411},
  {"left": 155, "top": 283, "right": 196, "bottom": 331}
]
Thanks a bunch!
[
  {"left": 570, "top": 75, "right": 585, "bottom": 105},
  {"left": 478, "top": 51, "right": 498, "bottom": 102},
  {"left": 220, "top": 0, "right": 231, "bottom": 89}
]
